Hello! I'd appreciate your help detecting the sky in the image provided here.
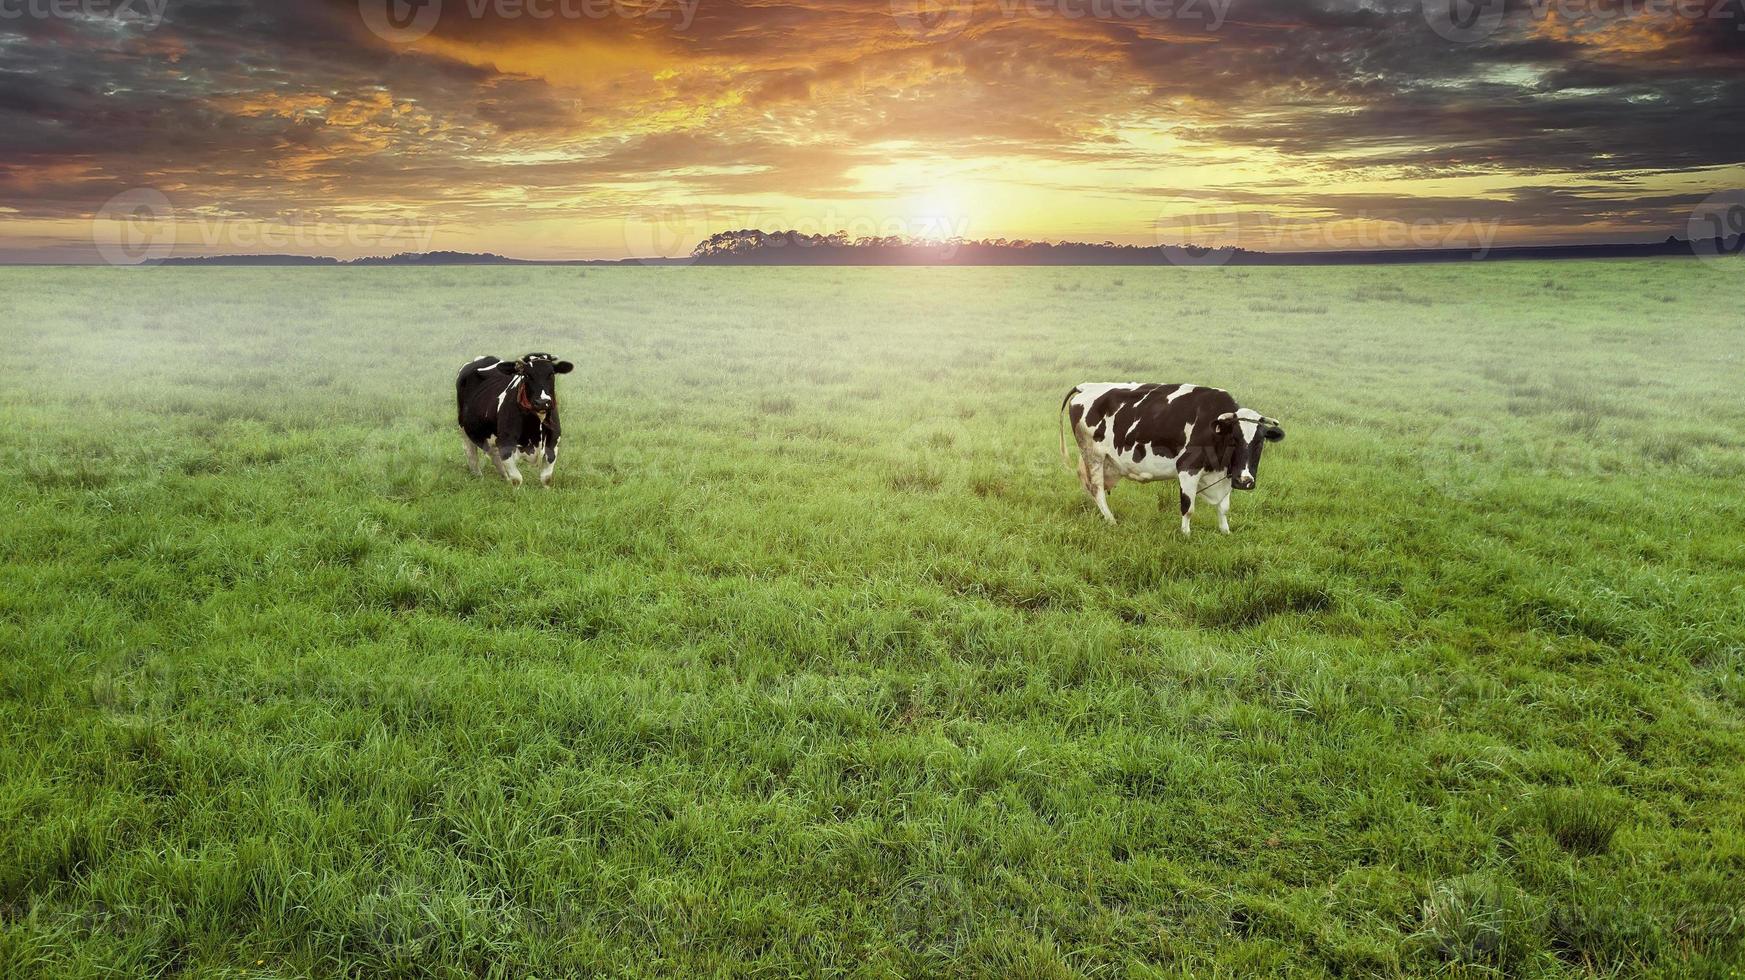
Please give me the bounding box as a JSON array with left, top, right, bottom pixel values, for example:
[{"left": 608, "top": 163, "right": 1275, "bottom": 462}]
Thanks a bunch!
[{"left": 1, "top": 0, "right": 1743, "bottom": 262}]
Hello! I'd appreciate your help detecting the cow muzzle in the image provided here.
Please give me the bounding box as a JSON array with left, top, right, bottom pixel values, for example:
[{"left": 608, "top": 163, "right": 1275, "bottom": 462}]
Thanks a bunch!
[
  {"left": 1234, "top": 471, "right": 1256, "bottom": 491},
  {"left": 517, "top": 388, "right": 553, "bottom": 414}
]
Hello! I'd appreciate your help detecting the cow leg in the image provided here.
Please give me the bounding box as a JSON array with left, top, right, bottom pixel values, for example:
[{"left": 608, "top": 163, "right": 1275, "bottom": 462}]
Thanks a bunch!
[
  {"left": 1197, "top": 479, "right": 1234, "bottom": 535},
  {"left": 495, "top": 445, "right": 524, "bottom": 487},
  {"left": 1177, "top": 472, "right": 1202, "bottom": 536},
  {"left": 1207, "top": 483, "right": 1234, "bottom": 535},
  {"left": 540, "top": 443, "right": 557, "bottom": 487},
  {"left": 462, "top": 431, "right": 482, "bottom": 476},
  {"left": 1089, "top": 458, "right": 1118, "bottom": 525}
]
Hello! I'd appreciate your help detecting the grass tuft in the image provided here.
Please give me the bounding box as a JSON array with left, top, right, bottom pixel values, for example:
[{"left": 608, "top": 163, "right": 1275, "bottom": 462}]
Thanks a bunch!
[
  {"left": 888, "top": 464, "right": 944, "bottom": 493},
  {"left": 757, "top": 394, "right": 797, "bottom": 416},
  {"left": 1534, "top": 788, "right": 1628, "bottom": 857}
]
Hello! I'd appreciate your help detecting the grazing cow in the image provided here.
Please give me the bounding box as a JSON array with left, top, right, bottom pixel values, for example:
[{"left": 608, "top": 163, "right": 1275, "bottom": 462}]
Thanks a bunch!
[
  {"left": 1060, "top": 383, "right": 1285, "bottom": 535},
  {"left": 457, "top": 353, "right": 574, "bottom": 487}
]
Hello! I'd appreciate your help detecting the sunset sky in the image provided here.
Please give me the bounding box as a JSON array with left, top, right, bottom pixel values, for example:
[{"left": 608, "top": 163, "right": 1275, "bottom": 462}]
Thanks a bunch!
[{"left": 2, "top": 0, "right": 1743, "bottom": 261}]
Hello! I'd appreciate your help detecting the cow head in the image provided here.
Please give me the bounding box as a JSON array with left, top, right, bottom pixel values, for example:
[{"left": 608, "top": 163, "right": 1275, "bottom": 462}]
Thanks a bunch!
[
  {"left": 495, "top": 352, "right": 574, "bottom": 414},
  {"left": 1214, "top": 409, "right": 1285, "bottom": 491}
]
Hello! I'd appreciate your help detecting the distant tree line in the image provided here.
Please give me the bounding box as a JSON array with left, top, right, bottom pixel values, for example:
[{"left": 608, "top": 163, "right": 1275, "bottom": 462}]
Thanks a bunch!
[
  {"left": 141, "top": 232, "right": 1743, "bottom": 267},
  {"left": 686, "top": 229, "right": 1743, "bottom": 267},
  {"left": 690, "top": 229, "right": 1240, "bottom": 265}
]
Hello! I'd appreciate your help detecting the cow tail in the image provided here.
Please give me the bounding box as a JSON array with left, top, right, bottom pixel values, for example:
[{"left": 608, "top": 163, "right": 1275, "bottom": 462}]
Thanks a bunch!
[{"left": 1059, "top": 387, "right": 1080, "bottom": 471}]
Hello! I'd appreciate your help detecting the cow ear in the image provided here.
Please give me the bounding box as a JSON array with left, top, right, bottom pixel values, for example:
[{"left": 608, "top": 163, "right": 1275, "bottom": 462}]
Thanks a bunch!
[
  {"left": 1214, "top": 412, "right": 1237, "bottom": 435},
  {"left": 1264, "top": 426, "right": 1286, "bottom": 443},
  {"left": 553, "top": 361, "right": 574, "bottom": 374},
  {"left": 494, "top": 361, "right": 520, "bottom": 375}
]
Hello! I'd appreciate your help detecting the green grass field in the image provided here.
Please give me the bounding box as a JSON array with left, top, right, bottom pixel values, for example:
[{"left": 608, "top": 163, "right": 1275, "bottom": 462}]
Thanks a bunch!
[{"left": 2, "top": 261, "right": 1742, "bottom": 978}]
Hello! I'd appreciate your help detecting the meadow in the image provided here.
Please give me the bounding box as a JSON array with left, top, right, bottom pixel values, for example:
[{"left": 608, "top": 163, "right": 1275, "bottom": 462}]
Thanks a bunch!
[{"left": 1, "top": 261, "right": 1742, "bottom": 978}]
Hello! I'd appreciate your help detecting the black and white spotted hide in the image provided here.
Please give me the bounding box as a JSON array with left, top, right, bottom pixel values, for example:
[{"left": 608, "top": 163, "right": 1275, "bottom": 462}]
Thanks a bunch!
[{"left": 456, "top": 353, "right": 574, "bottom": 487}]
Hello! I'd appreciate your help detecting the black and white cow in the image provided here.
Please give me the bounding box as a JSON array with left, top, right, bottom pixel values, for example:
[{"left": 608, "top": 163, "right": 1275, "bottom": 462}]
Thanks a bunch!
[
  {"left": 1061, "top": 383, "right": 1285, "bottom": 535},
  {"left": 457, "top": 353, "right": 574, "bottom": 487}
]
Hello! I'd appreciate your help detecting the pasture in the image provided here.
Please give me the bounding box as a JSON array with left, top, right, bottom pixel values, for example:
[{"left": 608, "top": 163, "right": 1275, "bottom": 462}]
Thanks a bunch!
[{"left": 1, "top": 261, "right": 1742, "bottom": 978}]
